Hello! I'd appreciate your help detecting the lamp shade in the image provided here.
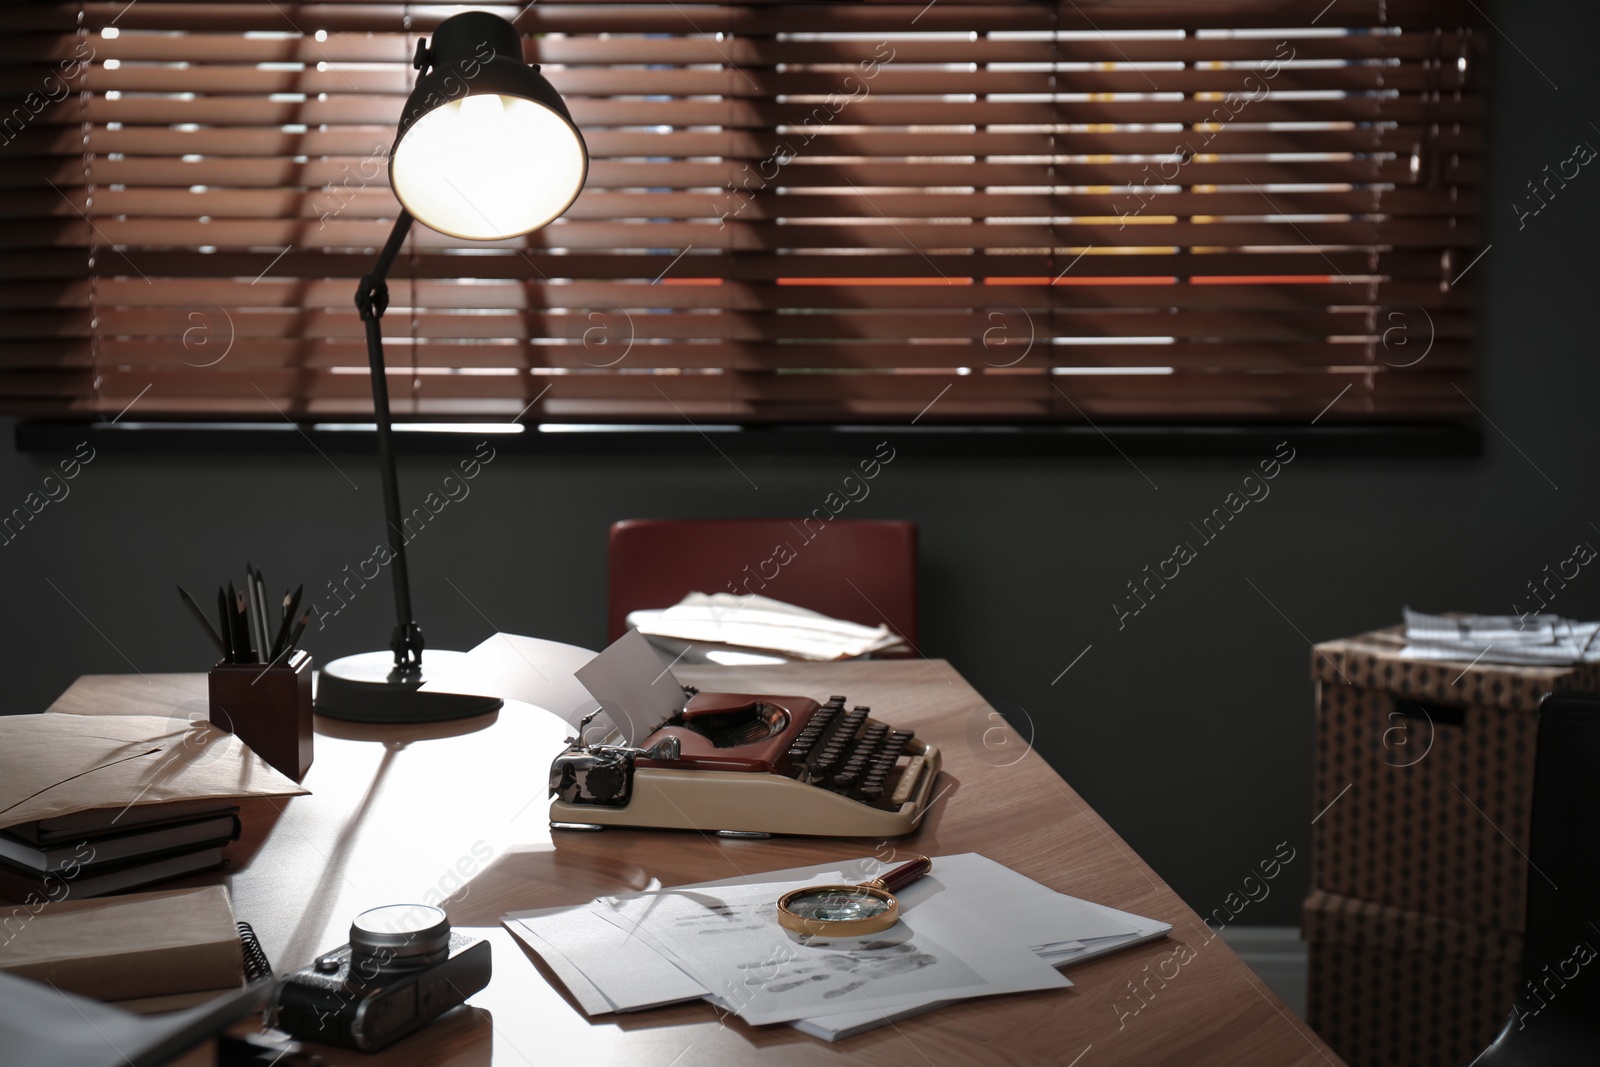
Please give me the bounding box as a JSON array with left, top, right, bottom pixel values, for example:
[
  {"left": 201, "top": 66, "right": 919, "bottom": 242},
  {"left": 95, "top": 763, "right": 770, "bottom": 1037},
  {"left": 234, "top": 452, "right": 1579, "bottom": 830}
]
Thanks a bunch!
[{"left": 389, "top": 11, "right": 588, "bottom": 240}]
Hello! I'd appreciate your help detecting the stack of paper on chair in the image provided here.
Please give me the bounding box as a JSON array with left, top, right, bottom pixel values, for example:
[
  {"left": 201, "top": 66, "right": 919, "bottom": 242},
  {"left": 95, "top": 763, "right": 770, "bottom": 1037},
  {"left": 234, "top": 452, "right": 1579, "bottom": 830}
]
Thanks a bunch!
[
  {"left": 629, "top": 593, "right": 910, "bottom": 661},
  {"left": 504, "top": 852, "right": 1169, "bottom": 1041},
  {"left": 0, "top": 713, "right": 307, "bottom": 902}
]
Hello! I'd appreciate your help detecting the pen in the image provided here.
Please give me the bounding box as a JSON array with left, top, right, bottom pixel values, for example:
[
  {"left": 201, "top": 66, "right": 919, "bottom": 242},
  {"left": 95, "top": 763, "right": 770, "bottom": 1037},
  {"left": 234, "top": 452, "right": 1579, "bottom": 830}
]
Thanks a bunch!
[{"left": 178, "top": 584, "right": 226, "bottom": 658}]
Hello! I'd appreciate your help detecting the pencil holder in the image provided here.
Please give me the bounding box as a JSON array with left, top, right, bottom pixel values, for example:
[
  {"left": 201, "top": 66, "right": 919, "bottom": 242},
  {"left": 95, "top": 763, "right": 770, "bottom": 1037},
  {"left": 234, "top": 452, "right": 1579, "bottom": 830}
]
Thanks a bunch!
[{"left": 208, "top": 651, "right": 314, "bottom": 781}]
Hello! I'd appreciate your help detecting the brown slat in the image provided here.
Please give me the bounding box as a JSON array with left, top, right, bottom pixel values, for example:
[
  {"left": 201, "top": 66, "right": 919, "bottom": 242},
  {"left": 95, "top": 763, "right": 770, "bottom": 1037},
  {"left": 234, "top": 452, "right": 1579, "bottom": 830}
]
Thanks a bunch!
[
  {"left": 15, "top": 93, "right": 1485, "bottom": 128},
  {"left": 0, "top": 249, "right": 1464, "bottom": 281},
  {"left": 0, "top": 336, "right": 1467, "bottom": 375},
  {"left": 2, "top": 375, "right": 1471, "bottom": 424},
  {"left": 34, "top": 2, "right": 1477, "bottom": 35},
  {"left": 529, "top": 32, "right": 1480, "bottom": 66},
  {"left": 14, "top": 304, "right": 1469, "bottom": 343},
  {"left": 4, "top": 29, "right": 1471, "bottom": 67},
  {"left": 2, "top": 186, "right": 1483, "bottom": 224},
  {"left": 0, "top": 154, "right": 1484, "bottom": 191},
  {"left": 0, "top": 124, "right": 1487, "bottom": 162},
  {"left": 2, "top": 61, "right": 1468, "bottom": 97},
  {"left": 0, "top": 277, "right": 1472, "bottom": 312},
  {"left": 0, "top": 216, "right": 1482, "bottom": 252},
  {"left": 68, "top": 365, "right": 1468, "bottom": 407}
]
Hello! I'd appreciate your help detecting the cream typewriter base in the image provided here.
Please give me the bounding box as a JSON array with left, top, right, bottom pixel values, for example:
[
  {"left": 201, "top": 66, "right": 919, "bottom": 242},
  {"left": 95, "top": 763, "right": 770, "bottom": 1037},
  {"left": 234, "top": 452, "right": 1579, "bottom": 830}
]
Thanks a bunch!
[{"left": 549, "top": 742, "right": 941, "bottom": 838}]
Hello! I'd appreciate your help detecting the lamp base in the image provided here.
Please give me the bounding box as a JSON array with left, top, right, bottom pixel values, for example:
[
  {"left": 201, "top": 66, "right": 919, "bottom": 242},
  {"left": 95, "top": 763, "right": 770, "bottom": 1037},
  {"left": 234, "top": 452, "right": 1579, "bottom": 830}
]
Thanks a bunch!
[{"left": 315, "top": 650, "right": 502, "bottom": 723}]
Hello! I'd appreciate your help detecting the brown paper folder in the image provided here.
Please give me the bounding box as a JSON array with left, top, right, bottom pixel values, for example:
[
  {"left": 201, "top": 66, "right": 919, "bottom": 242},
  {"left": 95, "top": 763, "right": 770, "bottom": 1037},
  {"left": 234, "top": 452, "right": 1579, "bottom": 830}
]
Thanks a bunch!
[
  {"left": 0, "top": 885, "right": 243, "bottom": 1000},
  {"left": 0, "top": 713, "right": 308, "bottom": 832}
]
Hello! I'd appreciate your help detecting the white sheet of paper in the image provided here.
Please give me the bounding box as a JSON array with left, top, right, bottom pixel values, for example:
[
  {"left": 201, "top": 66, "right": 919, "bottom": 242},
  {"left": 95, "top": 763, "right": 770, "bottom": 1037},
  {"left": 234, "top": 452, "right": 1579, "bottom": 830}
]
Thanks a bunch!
[
  {"left": 676, "top": 853, "right": 1144, "bottom": 945},
  {"left": 629, "top": 592, "right": 904, "bottom": 661},
  {"left": 503, "top": 920, "right": 616, "bottom": 1016},
  {"left": 503, "top": 903, "right": 709, "bottom": 1015},
  {"left": 501, "top": 854, "right": 1164, "bottom": 1040},
  {"left": 573, "top": 630, "right": 687, "bottom": 745},
  {"left": 418, "top": 632, "right": 602, "bottom": 730},
  {"left": 593, "top": 875, "right": 1069, "bottom": 1026},
  {"left": 666, "top": 853, "right": 1160, "bottom": 1040},
  {"left": 906, "top": 853, "right": 1143, "bottom": 945}
]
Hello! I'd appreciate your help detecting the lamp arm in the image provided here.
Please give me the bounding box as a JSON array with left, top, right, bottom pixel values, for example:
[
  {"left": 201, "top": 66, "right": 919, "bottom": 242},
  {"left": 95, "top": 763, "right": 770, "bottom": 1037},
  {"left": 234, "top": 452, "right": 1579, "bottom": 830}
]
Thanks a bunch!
[{"left": 355, "top": 209, "right": 424, "bottom": 672}]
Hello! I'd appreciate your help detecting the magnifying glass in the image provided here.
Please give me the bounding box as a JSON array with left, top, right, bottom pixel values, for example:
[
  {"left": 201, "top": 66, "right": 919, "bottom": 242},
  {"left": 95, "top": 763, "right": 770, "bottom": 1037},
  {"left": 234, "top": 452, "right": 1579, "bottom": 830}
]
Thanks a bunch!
[{"left": 776, "top": 856, "right": 933, "bottom": 937}]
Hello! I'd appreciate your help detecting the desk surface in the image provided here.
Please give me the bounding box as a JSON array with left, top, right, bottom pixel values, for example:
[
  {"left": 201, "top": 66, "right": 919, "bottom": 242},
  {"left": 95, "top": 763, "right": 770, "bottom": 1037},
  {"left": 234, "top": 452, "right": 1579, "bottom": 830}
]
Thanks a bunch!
[{"left": 49, "top": 660, "right": 1340, "bottom": 1067}]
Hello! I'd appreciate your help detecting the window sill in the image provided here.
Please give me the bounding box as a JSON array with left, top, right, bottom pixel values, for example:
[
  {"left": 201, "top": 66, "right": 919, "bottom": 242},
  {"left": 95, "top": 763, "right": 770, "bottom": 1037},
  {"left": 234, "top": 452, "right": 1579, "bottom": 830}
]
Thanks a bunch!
[{"left": 14, "top": 420, "right": 1481, "bottom": 458}]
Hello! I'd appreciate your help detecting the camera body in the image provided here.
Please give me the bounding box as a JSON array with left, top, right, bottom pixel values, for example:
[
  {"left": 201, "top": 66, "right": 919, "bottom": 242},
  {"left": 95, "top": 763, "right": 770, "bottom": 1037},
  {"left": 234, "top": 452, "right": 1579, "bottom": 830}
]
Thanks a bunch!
[{"left": 274, "top": 905, "right": 491, "bottom": 1052}]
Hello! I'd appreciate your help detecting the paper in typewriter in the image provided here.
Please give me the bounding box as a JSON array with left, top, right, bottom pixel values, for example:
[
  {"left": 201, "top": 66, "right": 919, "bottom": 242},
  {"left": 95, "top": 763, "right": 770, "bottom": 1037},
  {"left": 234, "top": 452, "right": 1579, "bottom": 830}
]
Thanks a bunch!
[{"left": 573, "top": 629, "right": 689, "bottom": 745}]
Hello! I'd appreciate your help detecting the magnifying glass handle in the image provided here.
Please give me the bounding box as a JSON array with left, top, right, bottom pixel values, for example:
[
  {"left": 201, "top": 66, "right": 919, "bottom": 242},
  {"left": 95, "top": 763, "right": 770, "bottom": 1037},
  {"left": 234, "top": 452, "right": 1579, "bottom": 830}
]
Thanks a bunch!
[{"left": 873, "top": 855, "right": 932, "bottom": 893}]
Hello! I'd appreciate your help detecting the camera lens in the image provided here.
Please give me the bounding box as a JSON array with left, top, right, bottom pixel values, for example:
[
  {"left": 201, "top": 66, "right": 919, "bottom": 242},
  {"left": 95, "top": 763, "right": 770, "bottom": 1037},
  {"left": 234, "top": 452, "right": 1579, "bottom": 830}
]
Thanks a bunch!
[{"left": 350, "top": 904, "right": 451, "bottom": 971}]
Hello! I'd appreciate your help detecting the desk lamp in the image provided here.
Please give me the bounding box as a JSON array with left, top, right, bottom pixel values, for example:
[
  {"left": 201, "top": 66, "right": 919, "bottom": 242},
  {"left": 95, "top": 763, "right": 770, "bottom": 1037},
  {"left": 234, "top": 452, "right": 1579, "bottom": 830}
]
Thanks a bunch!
[{"left": 315, "top": 11, "right": 588, "bottom": 722}]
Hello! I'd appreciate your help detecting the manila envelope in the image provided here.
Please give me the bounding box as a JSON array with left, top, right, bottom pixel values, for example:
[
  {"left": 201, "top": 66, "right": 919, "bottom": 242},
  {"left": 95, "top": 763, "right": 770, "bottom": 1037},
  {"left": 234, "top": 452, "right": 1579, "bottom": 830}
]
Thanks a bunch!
[{"left": 0, "top": 713, "right": 307, "bottom": 831}]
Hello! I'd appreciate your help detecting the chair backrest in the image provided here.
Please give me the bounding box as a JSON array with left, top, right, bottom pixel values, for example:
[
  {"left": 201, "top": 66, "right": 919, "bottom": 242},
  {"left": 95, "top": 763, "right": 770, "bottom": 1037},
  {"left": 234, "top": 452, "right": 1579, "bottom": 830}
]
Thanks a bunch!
[
  {"left": 607, "top": 519, "right": 918, "bottom": 647},
  {"left": 1520, "top": 690, "right": 1600, "bottom": 1031},
  {"left": 1456, "top": 693, "right": 1600, "bottom": 1067}
]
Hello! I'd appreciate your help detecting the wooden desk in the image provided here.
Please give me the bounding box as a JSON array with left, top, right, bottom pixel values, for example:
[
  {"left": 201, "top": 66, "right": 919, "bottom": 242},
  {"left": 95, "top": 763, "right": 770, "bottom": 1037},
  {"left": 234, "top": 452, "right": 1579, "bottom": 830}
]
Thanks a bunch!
[{"left": 48, "top": 661, "right": 1340, "bottom": 1067}]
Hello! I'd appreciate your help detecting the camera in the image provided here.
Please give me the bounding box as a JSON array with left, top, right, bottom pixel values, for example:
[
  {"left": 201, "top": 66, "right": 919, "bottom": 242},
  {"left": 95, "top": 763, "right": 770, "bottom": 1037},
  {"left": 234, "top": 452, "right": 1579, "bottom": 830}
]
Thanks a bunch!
[{"left": 273, "top": 904, "right": 491, "bottom": 1052}]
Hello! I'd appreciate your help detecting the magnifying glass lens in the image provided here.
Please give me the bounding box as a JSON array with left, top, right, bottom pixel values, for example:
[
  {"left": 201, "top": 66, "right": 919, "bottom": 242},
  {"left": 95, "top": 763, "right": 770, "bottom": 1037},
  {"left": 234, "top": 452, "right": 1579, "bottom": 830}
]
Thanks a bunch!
[
  {"left": 776, "top": 857, "right": 931, "bottom": 937},
  {"left": 785, "top": 889, "right": 893, "bottom": 923}
]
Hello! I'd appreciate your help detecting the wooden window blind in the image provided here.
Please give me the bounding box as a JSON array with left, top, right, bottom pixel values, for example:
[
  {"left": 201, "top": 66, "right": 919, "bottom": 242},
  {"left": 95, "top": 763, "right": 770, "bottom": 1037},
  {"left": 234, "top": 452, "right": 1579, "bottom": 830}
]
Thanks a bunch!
[{"left": 0, "top": 1, "right": 1482, "bottom": 424}]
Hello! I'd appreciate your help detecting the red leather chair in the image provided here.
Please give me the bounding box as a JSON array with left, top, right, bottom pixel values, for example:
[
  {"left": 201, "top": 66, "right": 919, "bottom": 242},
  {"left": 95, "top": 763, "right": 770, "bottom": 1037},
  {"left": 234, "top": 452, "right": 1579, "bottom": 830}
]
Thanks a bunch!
[{"left": 607, "top": 519, "right": 919, "bottom": 649}]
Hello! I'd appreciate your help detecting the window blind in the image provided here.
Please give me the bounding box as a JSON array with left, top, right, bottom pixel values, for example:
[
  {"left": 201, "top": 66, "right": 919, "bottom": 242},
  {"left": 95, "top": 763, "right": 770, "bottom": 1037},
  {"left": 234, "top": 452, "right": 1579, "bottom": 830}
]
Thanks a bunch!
[{"left": 0, "top": 1, "right": 1483, "bottom": 424}]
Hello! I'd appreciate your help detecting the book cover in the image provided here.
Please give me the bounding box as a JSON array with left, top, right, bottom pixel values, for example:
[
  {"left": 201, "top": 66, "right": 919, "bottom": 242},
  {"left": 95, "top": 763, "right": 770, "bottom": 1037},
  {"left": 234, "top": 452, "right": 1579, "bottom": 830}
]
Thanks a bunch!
[
  {"left": 0, "top": 884, "right": 242, "bottom": 1000},
  {"left": 7, "top": 800, "right": 239, "bottom": 846},
  {"left": 0, "top": 847, "right": 227, "bottom": 905},
  {"left": 0, "top": 814, "right": 241, "bottom": 873}
]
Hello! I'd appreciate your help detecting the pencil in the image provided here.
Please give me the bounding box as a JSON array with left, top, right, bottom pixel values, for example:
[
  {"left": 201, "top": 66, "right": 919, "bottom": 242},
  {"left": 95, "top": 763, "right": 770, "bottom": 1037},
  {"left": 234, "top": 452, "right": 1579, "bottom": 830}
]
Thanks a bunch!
[
  {"left": 253, "top": 566, "right": 272, "bottom": 659},
  {"left": 226, "top": 581, "right": 241, "bottom": 660},
  {"left": 244, "top": 575, "right": 262, "bottom": 662},
  {"left": 217, "top": 586, "right": 234, "bottom": 663},
  {"left": 271, "top": 584, "right": 302, "bottom": 660},
  {"left": 284, "top": 610, "right": 310, "bottom": 657},
  {"left": 178, "top": 584, "right": 226, "bottom": 658},
  {"left": 235, "top": 587, "right": 253, "bottom": 662}
]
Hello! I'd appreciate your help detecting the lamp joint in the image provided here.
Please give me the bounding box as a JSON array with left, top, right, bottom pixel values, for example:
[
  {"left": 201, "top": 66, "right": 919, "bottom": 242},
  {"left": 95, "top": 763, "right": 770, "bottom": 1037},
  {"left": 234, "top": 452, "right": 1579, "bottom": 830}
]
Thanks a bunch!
[
  {"left": 355, "top": 274, "right": 389, "bottom": 321},
  {"left": 390, "top": 621, "right": 425, "bottom": 671}
]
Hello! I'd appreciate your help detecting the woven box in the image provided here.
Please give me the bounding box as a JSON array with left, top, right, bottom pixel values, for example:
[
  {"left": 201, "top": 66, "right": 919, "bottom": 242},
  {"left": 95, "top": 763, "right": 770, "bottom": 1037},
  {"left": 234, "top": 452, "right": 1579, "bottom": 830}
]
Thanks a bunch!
[
  {"left": 1303, "top": 889, "right": 1521, "bottom": 1067},
  {"left": 1310, "top": 626, "right": 1599, "bottom": 932}
]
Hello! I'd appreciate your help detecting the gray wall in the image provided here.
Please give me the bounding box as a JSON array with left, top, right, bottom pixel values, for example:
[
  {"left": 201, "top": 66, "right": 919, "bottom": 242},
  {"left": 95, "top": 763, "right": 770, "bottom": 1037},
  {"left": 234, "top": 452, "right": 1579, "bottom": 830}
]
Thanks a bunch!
[{"left": 2, "top": 0, "right": 1596, "bottom": 926}]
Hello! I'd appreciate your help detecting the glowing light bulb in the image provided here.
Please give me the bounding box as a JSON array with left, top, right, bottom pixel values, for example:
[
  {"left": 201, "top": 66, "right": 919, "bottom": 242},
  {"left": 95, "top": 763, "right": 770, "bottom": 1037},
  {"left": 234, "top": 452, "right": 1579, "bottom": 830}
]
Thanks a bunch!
[{"left": 392, "top": 94, "right": 585, "bottom": 240}]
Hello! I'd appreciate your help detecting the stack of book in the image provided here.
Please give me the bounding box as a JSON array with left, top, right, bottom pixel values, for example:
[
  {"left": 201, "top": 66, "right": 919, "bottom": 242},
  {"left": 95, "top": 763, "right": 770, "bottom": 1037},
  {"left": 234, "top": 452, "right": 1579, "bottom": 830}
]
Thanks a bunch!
[
  {"left": 0, "top": 800, "right": 241, "bottom": 902},
  {"left": 0, "top": 711, "right": 308, "bottom": 905},
  {"left": 0, "top": 885, "right": 246, "bottom": 1002}
]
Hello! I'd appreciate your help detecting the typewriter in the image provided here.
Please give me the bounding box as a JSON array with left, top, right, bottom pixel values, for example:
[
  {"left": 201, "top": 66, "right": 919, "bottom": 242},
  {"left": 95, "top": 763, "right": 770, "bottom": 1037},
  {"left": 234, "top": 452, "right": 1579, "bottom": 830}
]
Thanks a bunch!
[{"left": 548, "top": 690, "right": 942, "bottom": 837}]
